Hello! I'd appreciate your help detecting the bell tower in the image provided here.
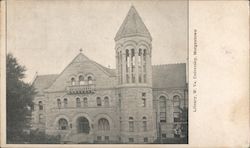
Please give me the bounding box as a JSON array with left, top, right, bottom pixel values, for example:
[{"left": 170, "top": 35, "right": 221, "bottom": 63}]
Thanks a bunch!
[{"left": 115, "top": 6, "right": 156, "bottom": 143}]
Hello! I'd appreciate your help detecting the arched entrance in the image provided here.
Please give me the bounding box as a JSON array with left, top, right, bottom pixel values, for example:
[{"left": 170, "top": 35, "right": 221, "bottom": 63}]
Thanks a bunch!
[{"left": 77, "top": 117, "right": 90, "bottom": 134}]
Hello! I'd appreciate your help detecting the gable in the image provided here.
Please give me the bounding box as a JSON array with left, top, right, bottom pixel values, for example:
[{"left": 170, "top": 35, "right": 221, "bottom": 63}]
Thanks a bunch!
[{"left": 46, "top": 53, "right": 116, "bottom": 92}]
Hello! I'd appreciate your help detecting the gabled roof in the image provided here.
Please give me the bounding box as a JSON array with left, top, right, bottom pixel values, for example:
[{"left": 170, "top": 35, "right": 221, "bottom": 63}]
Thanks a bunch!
[
  {"left": 152, "top": 63, "right": 187, "bottom": 89},
  {"left": 115, "top": 6, "right": 152, "bottom": 41},
  {"left": 32, "top": 74, "right": 58, "bottom": 95}
]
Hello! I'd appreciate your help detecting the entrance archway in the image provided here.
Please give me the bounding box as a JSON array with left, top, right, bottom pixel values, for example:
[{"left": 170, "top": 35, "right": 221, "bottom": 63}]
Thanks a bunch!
[{"left": 77, "top": 117, "right": 90, "bottom": 134}]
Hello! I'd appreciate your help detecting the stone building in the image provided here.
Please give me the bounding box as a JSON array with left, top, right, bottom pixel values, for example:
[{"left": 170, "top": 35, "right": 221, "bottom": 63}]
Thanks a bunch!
[{"left": 31, "top": 6, "right": 188, "bottom": 144}]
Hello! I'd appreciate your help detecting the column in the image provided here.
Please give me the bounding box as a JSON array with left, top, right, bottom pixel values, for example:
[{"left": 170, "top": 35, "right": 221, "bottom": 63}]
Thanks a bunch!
[
  {"left": 135, "top": 48, "right": 139, "bottom": 84},
  {"left": 129, "top": 49, "right": 132, "bottom": 83},
  {"left": 122, "top": 50, "right": 126, "bottom": 85}
]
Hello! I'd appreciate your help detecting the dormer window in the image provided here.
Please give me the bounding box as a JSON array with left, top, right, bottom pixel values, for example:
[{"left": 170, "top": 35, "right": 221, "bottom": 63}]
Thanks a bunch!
[
  {"left": 71, "top": 78, "right": 76, "bottom": 86},
  {"left": 88, "top": 76, "right": 93, "bottom": 84},
  {"left": 79, "top": 75, "right": 85, "bottom": 85}
]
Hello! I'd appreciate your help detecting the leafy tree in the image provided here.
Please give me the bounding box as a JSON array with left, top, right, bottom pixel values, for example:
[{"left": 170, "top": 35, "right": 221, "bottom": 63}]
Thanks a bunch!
[{"left": 6, "top": 53, "right": 36, "bottom": 143}]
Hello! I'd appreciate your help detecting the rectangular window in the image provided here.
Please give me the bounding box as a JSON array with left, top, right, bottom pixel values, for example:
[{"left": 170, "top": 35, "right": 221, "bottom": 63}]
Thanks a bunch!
[
  {"left": 129, "top": 138, "right": 134, "bottom": 143},
  {"left": 105, "top": 136, "right": 109, "bottom": 142},
  {"left": 142, "top": 93, "right": 146, "bottom": 107},
  {"left": 143, "top": 121, "right": 147, "bottom": 131},
  {"left": 129, "top": 121, "right": 134, "bottom": 132},
  {"left": 142, "top": 98, "right": 146, "bottom": 107},
  {"left": 97, "top": 136, "right": 102, "bottom": 141},
  {"left": 160, "top": 112, "right": 166, "bottom": 123},
  {"left": 174, "top": 112, "right": 180, "bottom": 122},
  {"left": 144, "top": 137, "right": 148, "bottom": 142},
  {"left": 162, "top": 134, "right": 167, "bottom": 139}
]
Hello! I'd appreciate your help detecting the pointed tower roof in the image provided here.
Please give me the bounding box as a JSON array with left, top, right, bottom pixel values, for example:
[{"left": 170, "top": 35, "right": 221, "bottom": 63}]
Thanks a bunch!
[{"left": 115, "top": 6, "right": 152, "bottom": 41}]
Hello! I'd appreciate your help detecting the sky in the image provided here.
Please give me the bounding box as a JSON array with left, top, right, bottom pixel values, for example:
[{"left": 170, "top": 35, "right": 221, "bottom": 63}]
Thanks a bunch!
[{"left": 7, "top": 0, "right": 188, "bottom": 83}]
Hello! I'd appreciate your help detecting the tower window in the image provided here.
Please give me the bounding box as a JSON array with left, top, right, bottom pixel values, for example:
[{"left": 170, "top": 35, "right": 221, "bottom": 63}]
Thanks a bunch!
[
  {"left": 142, "top": 93, "right": 146, "bottom": 107},
  {"left": 38, "top": 114, "right": 44, "bottom": 123},
  {"left": 38, "top": 101, "right": 43, "bottom": 110},
  {"left": 142, "top": 116, "right": 147, "bottom": 131}
]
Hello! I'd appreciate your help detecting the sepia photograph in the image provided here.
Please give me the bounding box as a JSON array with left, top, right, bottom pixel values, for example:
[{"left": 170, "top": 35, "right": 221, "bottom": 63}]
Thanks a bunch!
[{"left": 5, "top": 0, "right": 188, "bottom": 144}]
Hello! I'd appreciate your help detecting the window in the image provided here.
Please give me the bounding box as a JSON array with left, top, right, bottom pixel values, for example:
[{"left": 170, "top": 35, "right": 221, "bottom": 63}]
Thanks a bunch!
[
  {"left": 104, "top": 96, "right": 109, "bottom": 107},
  {"left": 174, "top": 112, "right": 180, "bottom": 122},
  {"left": 162, "top": 134, "right": 167, "bottom": 139},
  {"left": 98, "top": 118, "right": 110, "bottom": 131},
  {"left": 39, "top": 114, "right": 44, "bottom": 123},
  {"left": 105, "top": 136, "right": 109, "bottom": 142},
  {"left": 129, "top": 138, "right": 134, "bottom": 143},
  {"left": 83, "top": 97, "right": 88, "bottom": 107},
  {"left": 76, "top": 98, "right": 81, "bottom": 108},
  {"left": 142, "top": 116, "right": 147, "bottom": 131},
  {"left": 173, "top": 95, "right": 181, "bottom": 122},
  {"left": 97, "top": 97, "right": 102, "bottom": 106},
  {"left": 58, "top": 118, "right": 68, "bottom": 130},
  {"left": 57, "top": 99, "right": 61, "bottom": 108},
  {"left": 144, "top": 137, "right": 148, "bottom": 142},
  {"left": 71, "top": 77, "right": 76, "bottom": 86},
  {"left": 88, "top": 76, "right": 93, "bottom": 84},
  {"left": 159, "top": 96, "right": 167, "bottom": 123},
  {"left": 38, "top": 101, "right": 43, "bottom": 110},
  {"left": 126, "top": 74, "right": 130, "bottom": 83},
  {"left": 126, "top": 49, "right": 130, "bottom": 72},
  {"left": 77, "top": 117, "right": 90, "bottom": 133},
  {"left": 63, "top": 98, "right": 68, "bottom": 108},
  {"left": 142, "top": 93, "right": 146, "bottom": 107},
  {"left": 129, "top": 117, "right": 134, "bottom": 132},
  {"left": 97, "top": 136, "right": 102, "bottom": 141},
  {"left": 79, "top": 75, "right": 85, "bottom": 85}
]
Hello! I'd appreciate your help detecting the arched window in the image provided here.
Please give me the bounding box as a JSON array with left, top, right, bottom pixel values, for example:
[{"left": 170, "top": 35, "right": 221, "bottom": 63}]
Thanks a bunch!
[
  {"left": 77, "top": 117, "right": 90, "bottom": 133},
  {"left": 173, "top": 95, "right": 181, "bottom": 122},
  {"left": 79, "top": 75, "right": 85, "bottom": 85},
  {"left": 159, "top": 96, "right": 167, "bottom": 123},
  {"left": 71, "top": 77, "right": 76, "bottom": 86},
  {"left": 129, "top": 117, "right": 134, "bottom": 132},
  {"left": 97, "top": 97, "right": 102, "bottom": 106},
  {"left": 58, "top": 118, "right": 68, "bottom": 130},
  {"left": 104, "top": 96, "right": 109, "bottom": 107},
  {"left": 57, "top": 99, "right": 61, "bottom": 108},
  {"left": 88, "top": 76, "right": 93, "bottom": 84},
  {"left": 98, "top": 118, "right": 110, "bottom": 131},
  {"left": 76, "top": 98, "right": 81, "bottom": 107},
  {"left": 38, "top": 101, "right": 43, "bottom": 110},
  {"left": 63, "top": 98, "right": 68, "bottom": 108},
  {"left": 83, "top": 97, "right": 88, "bottom": 107},
  {"left": 142, "top": 116, "right": 147, "bottom": 131}
]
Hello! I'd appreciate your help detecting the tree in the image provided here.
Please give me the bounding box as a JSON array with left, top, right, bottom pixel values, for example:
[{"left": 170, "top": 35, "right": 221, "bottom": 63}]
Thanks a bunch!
[{"left": 6, "top": 53, "right": 36, "bottom": 143}]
